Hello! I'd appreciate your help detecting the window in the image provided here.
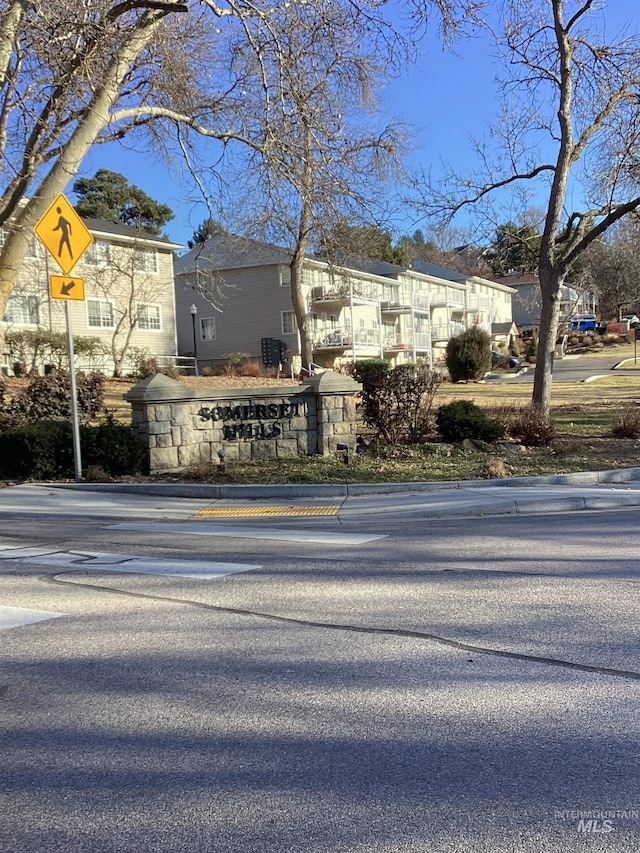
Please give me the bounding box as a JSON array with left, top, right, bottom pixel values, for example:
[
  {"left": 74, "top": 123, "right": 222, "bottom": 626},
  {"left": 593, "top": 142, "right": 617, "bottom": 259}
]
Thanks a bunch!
[
  {"left": 279, "top": 266, "right": 291, "bottom": 287},
  {"left": 134, "top": 247, "right": 158, "bottom": 273},
  {"left": 26, "top": 236, "right": 42, "bottom": 258},
  {"left": 281, "top": 310, "right": 296, "bottom": 335},
  {"left": 84, "top": 240, "right": 110, "bottom": 267},
  {"left": 3, "top": 295, "right": 39, "bottom": 325},
  {"left": 137, "top": 303, "right": 162, "bottom": 331},
  {"left": 87, "top": 299, "right": 114, "bottom": 328},
  {"left": 0, "top": 227, "right": 7, "bottom": 249},
  {"left": 200, "top": 317, "right": 216, "bottom": 340}
]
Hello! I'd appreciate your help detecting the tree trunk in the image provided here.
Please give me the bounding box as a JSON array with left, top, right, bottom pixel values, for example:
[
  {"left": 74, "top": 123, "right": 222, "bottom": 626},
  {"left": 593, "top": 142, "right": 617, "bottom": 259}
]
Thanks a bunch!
[
  {"left": 532, "top": 265, "right": 564, "bottom": 414},
  {"left": 290, "top": 247, "right": 311, "bottom": 371}
]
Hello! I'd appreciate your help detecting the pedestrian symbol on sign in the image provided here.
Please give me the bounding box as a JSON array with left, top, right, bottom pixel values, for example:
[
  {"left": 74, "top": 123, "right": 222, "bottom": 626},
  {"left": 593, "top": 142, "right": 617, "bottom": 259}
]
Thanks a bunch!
[{"left": 53, "top": 207, "right": 73, "bottom": 261}]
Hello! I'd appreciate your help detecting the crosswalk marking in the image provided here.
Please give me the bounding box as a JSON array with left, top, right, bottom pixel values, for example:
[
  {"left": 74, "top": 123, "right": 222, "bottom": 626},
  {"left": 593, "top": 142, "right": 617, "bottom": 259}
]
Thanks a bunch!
[
  {"left": 110, "top": 521, "right": 386, "bottom": 544},
  {"left": 0, "top": 605, "right": 63, "bottom": 632},
  {"left": 0, "top": 546, "right": 260, "bottom": 580}
]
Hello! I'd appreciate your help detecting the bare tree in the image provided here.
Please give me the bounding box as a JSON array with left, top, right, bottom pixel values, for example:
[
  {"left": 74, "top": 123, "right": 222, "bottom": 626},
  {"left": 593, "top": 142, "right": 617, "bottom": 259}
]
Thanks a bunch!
[
  {"left": 82, "top": 235, "right": 172, "bottom": 376},
  {"left": 185, "top": 2, "right": 473, "bottom": 370},
  {"left": 0, "top": 0, "right": 479, "bottom": 366},
  {"left": 416, "top": 0, "right": 640, "bottom": 414},
  {"left": 584, "top": 218, "right": 640, "bottom": 321},
  {"left": 0, "top": 0, "right": 300, "bottom": 350}
]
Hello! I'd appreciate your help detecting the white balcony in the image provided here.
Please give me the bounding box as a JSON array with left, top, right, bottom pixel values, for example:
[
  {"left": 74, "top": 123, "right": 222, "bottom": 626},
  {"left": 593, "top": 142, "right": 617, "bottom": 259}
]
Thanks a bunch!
[{"left": 431, "top": 322, "right": 465, "bottom": 341}]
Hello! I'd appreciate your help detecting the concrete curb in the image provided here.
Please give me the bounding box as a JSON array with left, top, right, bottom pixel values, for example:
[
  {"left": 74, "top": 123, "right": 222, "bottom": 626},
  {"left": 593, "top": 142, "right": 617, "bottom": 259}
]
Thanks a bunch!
[{"left": 48, "top": 466, "right": 640, "bottom": 500}]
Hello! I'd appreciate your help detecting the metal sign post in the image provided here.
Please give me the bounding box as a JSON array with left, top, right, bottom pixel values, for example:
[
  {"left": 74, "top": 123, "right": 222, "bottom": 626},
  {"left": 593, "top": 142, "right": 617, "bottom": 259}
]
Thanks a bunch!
[
  {"left": 34, "top": 193, "right": 93, "bottom": 482},
  {"left": 65, "top": 301, "right": 83, "bottom": 482}
]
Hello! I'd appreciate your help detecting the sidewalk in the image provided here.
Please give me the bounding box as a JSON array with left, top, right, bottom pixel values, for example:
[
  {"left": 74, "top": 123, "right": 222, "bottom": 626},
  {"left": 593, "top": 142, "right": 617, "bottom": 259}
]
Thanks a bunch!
[{"left": 50, "top": 466, "right": 640, "bottom": 519}]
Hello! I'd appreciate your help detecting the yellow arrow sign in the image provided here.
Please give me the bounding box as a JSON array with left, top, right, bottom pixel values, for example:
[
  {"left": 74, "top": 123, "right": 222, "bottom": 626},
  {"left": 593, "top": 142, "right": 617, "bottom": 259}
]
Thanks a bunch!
[
  {"left": 35, "top": 193, "right": 93, "bottom": 274},
  {"left": 49, "top": 275, "right": 85, "bottom": 301}
]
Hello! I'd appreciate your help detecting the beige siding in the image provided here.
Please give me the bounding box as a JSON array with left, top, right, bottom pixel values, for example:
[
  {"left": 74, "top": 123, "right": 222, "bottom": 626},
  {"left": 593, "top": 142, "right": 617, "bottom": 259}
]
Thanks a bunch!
[
  {"left": 3, "top": 228, "right": 178, "bottom": 374},
  {"left": 175, "top": 265, "right": 294, "bottom": 364}
]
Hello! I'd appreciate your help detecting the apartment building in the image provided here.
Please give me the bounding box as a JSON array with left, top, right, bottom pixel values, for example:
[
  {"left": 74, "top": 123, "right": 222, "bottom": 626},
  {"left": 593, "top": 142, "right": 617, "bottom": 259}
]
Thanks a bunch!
[
  {"left": 2, "top": 218, "right": 182, "bottom": 375},
  {"left": 174, "top": 235, "right": 516, "bottom": 373}
]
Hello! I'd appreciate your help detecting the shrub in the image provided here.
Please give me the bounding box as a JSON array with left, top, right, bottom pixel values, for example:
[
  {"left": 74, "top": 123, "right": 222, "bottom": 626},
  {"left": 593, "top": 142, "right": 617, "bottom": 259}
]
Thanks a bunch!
[
  {"left": 509, "top": 405, "right": 555, "bottom": 446},
  {"left": 436, "top": 399, "right": 505, "bottom": 443},
  {"left": 0, "top": 421, "right": 74, "bottom": 479},
  {"left": 2, "top": 371, "right": 106, "bottom": 426},
  {"left": 0, "top": 420, "right": 148, "bottom": 479},
  {"left": 128, "top": 350, "right": 182, "bottom": 381},
  {"left": 237, "top": 362, "right": 262, "bottom": 377},
  {"left": 373, "top": 363, "right": 442, "bottom": 443},
  {"left": 445, "top": 327, "right": 491, "bottom": 382},
  {"left": 80, "top": 422, "right": 149, "bottom": 475},
  {"left": 525, "top": 333, "right": 538, "bottom": 361},
  {"left": 349, "top": 359, "right": 391, "bottom": 436},
  {"left": 611, "top": 408, "right": 640, "bottom": 439}
]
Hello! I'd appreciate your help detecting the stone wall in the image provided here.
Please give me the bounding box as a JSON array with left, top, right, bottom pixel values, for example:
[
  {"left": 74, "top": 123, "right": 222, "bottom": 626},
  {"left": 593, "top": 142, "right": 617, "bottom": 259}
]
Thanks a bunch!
[{"left": 124, "top": 371, "right": 361, "bottom": 474}]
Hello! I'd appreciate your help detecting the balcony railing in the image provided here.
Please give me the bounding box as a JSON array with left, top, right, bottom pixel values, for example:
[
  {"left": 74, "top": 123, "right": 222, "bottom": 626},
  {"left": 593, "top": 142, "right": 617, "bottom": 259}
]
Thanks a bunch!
[
  {"left": 465, "top": 295, "right": 492, "bottom": 313},
  {"left": 431, "top": 322, "right": 465, "bottom": 341}
]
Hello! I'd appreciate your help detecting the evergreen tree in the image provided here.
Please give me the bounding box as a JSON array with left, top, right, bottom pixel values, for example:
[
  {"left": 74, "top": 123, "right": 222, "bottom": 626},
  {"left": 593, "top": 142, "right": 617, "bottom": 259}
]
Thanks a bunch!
[{"left": 72, "top": 170, "right": 173, "bottom": 235}]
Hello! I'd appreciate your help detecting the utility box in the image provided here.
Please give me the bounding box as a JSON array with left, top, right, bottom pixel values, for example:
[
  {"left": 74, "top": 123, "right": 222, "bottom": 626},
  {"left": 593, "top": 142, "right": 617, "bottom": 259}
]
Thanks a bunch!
[{"left": 261, "top": 337, "right": 286, "bottom": 368}]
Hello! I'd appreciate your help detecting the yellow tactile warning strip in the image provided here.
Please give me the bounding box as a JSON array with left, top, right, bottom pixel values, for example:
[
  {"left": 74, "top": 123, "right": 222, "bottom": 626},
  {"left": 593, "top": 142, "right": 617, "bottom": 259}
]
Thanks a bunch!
[{"left": 195, "top": 505, "right": 340, "bottom": 518}]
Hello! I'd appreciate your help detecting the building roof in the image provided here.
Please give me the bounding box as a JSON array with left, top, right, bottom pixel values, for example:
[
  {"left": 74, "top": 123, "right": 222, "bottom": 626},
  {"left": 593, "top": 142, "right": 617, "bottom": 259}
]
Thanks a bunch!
[
  {"left": 84, "top": 217, "right": 182, "bottom": 250},
  {"left": 174, "top": 234, "right": 291, "bottom": 274},
  {"left": 410, "top": 259, "right": 468, "bottom": 283}
]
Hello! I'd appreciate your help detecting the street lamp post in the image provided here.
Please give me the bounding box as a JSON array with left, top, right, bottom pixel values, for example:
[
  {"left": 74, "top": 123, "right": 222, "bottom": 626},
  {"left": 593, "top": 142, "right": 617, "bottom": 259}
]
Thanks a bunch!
[{"left": 190, "top": 304, "right": 199, "bottom": 376}]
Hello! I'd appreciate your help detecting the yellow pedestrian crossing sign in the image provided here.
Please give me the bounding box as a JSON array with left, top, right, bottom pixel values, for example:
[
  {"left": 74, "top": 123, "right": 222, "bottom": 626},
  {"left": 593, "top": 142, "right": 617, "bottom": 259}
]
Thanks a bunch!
[
  {"left": 35, "top": 193, "right": 93, "bottom": 274},
  {"left": 49, "top": 275, "right": 85, "bottom": 301}
]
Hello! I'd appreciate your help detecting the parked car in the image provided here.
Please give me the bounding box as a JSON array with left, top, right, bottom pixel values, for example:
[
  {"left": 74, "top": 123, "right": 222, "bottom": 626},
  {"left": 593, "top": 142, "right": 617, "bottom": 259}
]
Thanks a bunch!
[
  {"left": 491, "top": 351, "right": 521, "bottom": 369},
  {"left": 621, "top": 314, "right": 640, "bottom": 328},
  {"left": 568, "top": 315, "right": 597, "bottom": 332}
]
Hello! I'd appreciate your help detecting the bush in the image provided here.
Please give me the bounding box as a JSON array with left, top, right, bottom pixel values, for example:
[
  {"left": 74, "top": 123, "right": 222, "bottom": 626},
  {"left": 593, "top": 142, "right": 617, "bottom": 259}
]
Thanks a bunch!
[
  {"left": 0, "top": 421, "right": 74, "bottom": 479},
  {"left": 372, "top": 363, "right": 442, "bottom": 443},
  {"left": 436, "top": 400, "right": 505, "bottom": 444},
  {"left": 0, "top": 420, "right": 148, "bottom": 479},
  {"left": 445, "top": 327, "right": 492, "bottom": 382},
  {"left": 525, "top": 333, "right": 538, "bottom": 361},
  {"left": 349, "top": 359, "right": 391, "bottom": 436},
  {"left": 128, "top": 350, "right": 182, "bottom": 381},
  {"left": 611, "top": 408, "right": 640, "bottom": 439},
  {"left": 509, "top": 405, "right": 555, "bottom": 446},
  {"left": 237, "top": 362, "right": 262, "bottom": 377},
  {"left": 80, "top": 422, "right": 149, "bottom": 475},
  {"left": 1, "top": 371, "right": 106, "bottom": 426}
]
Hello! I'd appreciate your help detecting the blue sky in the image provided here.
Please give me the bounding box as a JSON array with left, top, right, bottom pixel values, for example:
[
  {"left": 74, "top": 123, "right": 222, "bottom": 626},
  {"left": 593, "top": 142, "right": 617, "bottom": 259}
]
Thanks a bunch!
[{"left": 73, "top": 1, "right": 640, "bottom": 252}]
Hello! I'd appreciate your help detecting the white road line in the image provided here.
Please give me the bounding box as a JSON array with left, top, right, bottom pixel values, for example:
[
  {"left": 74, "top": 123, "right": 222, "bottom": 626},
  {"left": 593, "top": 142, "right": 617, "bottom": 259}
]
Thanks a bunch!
[
  {"left": 0, "top": 605, "right": 64, "bottom": 631},
  {"left": 6, "top": 548, "right": 260, "bottom": 580},
  {"left": 109, "top": 521, "right": 386, "bottom": 544}
]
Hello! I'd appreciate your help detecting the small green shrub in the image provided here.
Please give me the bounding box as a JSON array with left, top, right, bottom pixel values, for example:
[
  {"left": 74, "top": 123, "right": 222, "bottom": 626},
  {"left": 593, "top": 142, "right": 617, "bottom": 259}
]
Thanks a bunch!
[
  {"left": 509, "top": 405, "right": 555, "bottom": 446},
  {"left": 445, "top": 327, "right": 491, "bottom": 382},
  {"left": 526, "top": 333, "right": 539, "bottom": 361},
  {"left": 81, "top": 422, "right": 149, "bottom": 475},
  {"left": 1, "top": 371, "right": 106, "bottom": 426},
  {"left": 0, "top": 420, "right": 148, "bottom": 479},
  {"left": 0, "top": 421, "right": 74, "bottom": 479},
  {"left": 611, "top": 408, "right": 640, "bottom": 439},
  {"left": 436, "top": 400, "right": 505, "bottom": 444}
]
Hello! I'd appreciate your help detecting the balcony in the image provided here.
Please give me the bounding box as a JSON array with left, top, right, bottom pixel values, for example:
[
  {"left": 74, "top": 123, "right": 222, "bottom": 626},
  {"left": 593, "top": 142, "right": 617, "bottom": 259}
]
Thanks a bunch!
[
  {"left": 312, "top": 328, "right": 352, "bottom": 351},
  {"left": 380, "top": 300, "right": 412, "bottom": 315},
  {"left": 310, "top": 285, "right": 350, "bottom": 306},
  {"left": 465, "top": 295, "right": 491, "bottom": 314},
  {"left": 431, "top": 322, "right": 465, "bottom": 342},
  {"left": 429, "top": 288, "right": 464, "bottom": 308}
]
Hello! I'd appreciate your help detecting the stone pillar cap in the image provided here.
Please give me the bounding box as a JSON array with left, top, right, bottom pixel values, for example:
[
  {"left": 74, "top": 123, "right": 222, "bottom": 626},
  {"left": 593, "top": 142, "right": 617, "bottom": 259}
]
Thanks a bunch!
[{"left": 124, "top": 373, "right": 193, "bottom": 402}]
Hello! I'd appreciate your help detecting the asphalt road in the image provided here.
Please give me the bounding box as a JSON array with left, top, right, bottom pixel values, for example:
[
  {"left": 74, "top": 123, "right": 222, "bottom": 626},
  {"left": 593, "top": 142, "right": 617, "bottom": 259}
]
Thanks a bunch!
[
  {"left": 1, "top": 488, "right": 639, "bottom": 852},
  {"left": 491, "top": 353, "right": 640, "bottom": 383}
]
